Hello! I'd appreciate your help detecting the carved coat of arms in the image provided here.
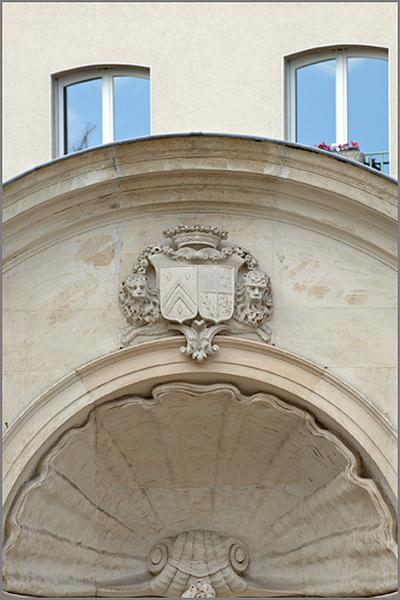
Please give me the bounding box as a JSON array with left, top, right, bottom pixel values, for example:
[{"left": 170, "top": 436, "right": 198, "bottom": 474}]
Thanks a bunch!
[{"left": 119, "top": 225, "right": 272, "bottom": 360}]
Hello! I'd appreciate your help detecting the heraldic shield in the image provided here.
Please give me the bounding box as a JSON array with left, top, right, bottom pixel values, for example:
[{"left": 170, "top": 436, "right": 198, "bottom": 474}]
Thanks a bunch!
[
  {"left": 120, "top": 225, "right": 272, "bottom": 360},
  {"left": 160, "top": 265, "right": 235, "bottom": 324}
]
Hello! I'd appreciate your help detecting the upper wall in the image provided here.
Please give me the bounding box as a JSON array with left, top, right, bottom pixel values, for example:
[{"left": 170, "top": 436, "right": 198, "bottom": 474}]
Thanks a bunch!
[{"left": 3, "top": 2, "right": 398, "bottom": 180}]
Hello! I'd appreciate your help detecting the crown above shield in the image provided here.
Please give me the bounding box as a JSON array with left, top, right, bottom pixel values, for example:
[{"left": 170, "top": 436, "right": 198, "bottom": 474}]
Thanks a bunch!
[{"left": 163, "top": 225, "right": 228, "bottom": 249}]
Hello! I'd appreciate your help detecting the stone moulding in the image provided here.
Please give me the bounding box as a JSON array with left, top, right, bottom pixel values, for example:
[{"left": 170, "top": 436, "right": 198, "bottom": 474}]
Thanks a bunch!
[
  {"left": 3, "top": 136, "right": 397, "bottom": 271},
  {"left": 3, "top": 383, "right": 397, "bottom": 597}
]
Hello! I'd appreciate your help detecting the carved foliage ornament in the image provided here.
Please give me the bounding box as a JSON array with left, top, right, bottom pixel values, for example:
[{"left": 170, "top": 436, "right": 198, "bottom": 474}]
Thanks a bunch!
[
  {"left": 182, "top": 580, "right": 216, "bottom": 598},
  {"left": 119, "top": 226, "right": 273, "bottom": 359}
]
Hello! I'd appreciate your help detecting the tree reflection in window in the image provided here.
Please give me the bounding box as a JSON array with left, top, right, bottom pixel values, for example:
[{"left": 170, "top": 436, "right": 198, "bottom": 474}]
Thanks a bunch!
[
  {"left": 64, "top": 78, "right": 102, "bottom": 153},
  {"left": 58, "top": 68, "right": 150, "bottom": 156}
]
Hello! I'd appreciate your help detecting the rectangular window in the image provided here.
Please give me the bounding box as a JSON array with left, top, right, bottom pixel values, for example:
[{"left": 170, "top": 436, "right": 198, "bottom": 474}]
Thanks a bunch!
[
  {"left": 54, "top": 67, "right": 150, "bottom": 157},
  {"left": 286, "top": 48, "right": 389, "bottom": 174}
]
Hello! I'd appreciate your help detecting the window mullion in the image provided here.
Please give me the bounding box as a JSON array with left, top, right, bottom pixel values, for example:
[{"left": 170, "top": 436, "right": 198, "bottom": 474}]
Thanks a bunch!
[
  {"left": 102, "top": 74, "right": 114, "bottom": 143},
  {"left": 109, "top": 74, "right": 114, "bottom": 141},
  {"left": 336, "top": 54, "right": 348, "bottom": 145},
  {"left": 59, "top": 83, "right": 66, "bottom": 155},
  {"left": 288, "top": 63, "right": 296, "bottom": 142}
]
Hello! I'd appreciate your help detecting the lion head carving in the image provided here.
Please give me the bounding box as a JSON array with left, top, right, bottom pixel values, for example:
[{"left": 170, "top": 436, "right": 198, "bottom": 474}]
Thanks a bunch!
[
  {"left": 119, "top": 272, "right": 160, "bottom": 326},
  {"left": 233, "top": 269, "right": 272, "bottom": 327}
]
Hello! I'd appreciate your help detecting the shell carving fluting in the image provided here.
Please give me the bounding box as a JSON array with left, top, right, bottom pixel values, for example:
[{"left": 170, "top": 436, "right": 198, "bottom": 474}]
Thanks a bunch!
[
  {"left": 148, "top": 530, "right": 249, "bottom": 597},
  {"left": 3, "top": 383, "right": 397, "bottom": 597},
  {"left": 119, "top": 225, "right": 273, "bottom": 359}
]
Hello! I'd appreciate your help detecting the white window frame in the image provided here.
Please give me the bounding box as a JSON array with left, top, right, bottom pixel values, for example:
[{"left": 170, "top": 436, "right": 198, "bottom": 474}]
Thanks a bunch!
[
  {"left": 53, "top": 66, "right": 150, "bottom": 157},
  {"left": 286, "top": 47, "right": 388, "bottom": 146}
]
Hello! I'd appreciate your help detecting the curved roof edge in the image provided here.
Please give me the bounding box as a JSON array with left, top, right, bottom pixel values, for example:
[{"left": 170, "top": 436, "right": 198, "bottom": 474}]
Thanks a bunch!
[
  {"left": 3, "top": 133, "right": 396, "bottom": 270},
  {"left": 4, "top": 132, "right": 397, "bottom": 186}
]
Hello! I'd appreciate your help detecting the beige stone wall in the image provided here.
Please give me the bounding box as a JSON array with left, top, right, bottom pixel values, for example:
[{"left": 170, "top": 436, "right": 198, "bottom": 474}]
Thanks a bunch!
[
  {"left": 4, "top": 210, "right": 397, "bottom": 427},
  {"left": 3, "top": 136, "right": 396, "bottom": 433},
  {"left": 3, "top": 2, "right": 398, "bottom": 180}
]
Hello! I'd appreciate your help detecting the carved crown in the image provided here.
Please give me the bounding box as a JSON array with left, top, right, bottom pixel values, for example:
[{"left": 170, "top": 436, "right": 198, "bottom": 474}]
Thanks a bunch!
[
  {"left": 163, "top": 225, "right": 228, "bottom": 249},
  {"left": 244, "top": 269, "right": 268, "bottom": 286}
]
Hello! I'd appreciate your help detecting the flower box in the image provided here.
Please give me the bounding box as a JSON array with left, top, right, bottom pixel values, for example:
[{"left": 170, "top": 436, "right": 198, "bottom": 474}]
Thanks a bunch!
[
  {"left": 315, "top": 141, "right": 365, "bottom": 164},
  {"left": 335, "top": 148, "right": 365, "bottom": 163}
]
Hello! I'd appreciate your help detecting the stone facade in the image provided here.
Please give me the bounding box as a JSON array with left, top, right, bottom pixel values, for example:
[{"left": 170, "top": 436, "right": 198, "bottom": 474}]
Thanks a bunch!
[{"left": 3, "top": 135, "right": 397, "bottom": 596}]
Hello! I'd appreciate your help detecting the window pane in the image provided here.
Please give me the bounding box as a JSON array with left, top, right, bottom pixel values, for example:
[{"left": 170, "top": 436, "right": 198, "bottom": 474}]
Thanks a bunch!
[
  {"left": 296, "top": 59, "right": 336, "bottom": 147},
  {"left": 64, "top": 78, "right": 102, "bottom": 154},
  {"left": 113, "top": 75, "right": 150, "bottom": 141},
  {"left": 348, "top": 57, "right": 389, "bottom": 173}
]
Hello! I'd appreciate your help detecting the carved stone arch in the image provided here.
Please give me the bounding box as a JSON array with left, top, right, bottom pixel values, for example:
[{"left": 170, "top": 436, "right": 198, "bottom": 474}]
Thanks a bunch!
[
  {"left": 4, "top": 338, "right": 396, "bottom": 515},
  {"left": 3, "top": 343, "right": 397, "bottom": 596}
]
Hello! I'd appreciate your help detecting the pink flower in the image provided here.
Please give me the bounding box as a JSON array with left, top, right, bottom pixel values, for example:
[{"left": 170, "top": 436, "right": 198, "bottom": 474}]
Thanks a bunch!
[
  {"left": 315, "top": 141, "right": 331, "bottom": 151},
  {"left": 315, "top": 140, "right": 361, "bottom": 153}
]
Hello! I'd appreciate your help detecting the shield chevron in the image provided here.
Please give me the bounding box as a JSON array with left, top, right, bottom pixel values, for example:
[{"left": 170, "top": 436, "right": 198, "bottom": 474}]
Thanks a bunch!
[
  {"left": 159, "top": 264, "right": 235, "bottom": 324},
  {"left": 160, "top": 266, "right": 198, "bottom": 323}
]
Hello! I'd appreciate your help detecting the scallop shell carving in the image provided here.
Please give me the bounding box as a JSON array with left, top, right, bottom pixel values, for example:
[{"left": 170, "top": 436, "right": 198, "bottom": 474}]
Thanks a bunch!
[
  {"left": 3, "top": 383, "right": 397, "bottom": 597},
  {"left": 149, "top": 530, "right": 249, "bottom": 596}
]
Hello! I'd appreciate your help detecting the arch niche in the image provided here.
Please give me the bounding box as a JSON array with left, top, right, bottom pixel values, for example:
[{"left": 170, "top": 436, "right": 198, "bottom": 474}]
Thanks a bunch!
[{"left": 3, "top": 339, "right": 397, "bottom": 598}]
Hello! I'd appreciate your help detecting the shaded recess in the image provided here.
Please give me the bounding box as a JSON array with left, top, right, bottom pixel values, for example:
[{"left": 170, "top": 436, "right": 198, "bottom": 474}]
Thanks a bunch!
[{"left": 3, "top": 383, "right": 396, "bottom": 597}]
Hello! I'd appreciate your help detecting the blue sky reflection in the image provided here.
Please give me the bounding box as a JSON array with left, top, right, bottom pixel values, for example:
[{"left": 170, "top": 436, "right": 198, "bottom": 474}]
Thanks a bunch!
[
  {"left": 348, "top": 57, "right": 388, "bottom": 155},
  {"left": 113, "top": 76, "right": 150, "bottom": 141},
  {"left": 65, "top": 78, "right": 102, "bottom": 153},
  {"left": 296, "top": 60, "right": 336, "bottom": 147}
]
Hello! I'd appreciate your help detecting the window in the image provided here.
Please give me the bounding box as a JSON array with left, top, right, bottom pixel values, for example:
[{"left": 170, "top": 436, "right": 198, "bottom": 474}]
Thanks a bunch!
[
  {"left": 286, "top": 48, "right": 389, "bottom": 173},
  {"left": 54, "top": 66, "right": 150, "bottom": 156}
]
